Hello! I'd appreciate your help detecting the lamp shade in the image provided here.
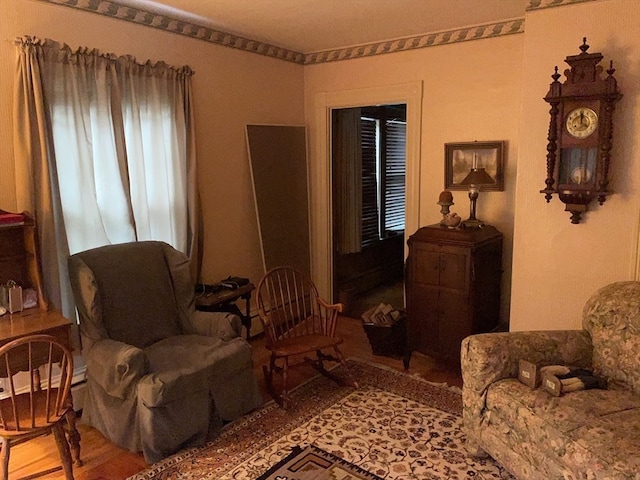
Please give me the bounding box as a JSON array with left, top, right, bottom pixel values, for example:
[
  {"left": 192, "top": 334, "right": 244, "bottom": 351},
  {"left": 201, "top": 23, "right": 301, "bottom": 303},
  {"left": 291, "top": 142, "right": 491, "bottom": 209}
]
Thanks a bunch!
[{"left": 460, "top": 168, "right": 495, "bottom": 186}]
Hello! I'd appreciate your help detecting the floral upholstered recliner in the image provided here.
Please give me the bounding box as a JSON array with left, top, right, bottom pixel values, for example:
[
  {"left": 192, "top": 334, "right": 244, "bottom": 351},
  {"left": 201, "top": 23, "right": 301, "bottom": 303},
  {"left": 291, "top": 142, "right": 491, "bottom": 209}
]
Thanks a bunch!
[{"left": 461, "top": 281, "right": 640, "bottom": 480}]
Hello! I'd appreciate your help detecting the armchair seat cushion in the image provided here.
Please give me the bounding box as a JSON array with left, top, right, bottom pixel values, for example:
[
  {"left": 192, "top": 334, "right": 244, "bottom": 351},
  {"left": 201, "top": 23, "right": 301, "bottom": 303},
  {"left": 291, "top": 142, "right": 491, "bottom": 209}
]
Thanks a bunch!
[
  {"left": 486, "top": 379, "right": 639, "bottom": 434},
  {"left": 139, "top": 335, "right": 254, "bottom": 407},
  {"left": 269, "top": 333, "right": 343, "bottom": 357},
  {"left": 483, "top": 379, "right": 640, "bottom": 478}
]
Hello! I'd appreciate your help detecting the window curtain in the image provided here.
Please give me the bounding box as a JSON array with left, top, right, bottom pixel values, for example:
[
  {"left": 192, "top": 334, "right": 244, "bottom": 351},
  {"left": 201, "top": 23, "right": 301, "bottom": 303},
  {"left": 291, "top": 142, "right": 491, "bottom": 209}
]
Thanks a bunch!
[
  {"left": 13, "top": 36, "right": 200, "bottom": 322},
  {"left": 333, "top": 108, "right": 362, "bottom": 255}
]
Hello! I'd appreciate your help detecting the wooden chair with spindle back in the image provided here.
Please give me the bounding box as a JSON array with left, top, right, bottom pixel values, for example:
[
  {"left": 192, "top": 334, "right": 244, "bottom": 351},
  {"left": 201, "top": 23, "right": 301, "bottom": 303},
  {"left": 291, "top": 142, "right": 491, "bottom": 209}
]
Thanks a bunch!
[
  {"left": 0, "top": 334, "right": 75, "bottom": 480},
  {"left": 256, "top": 266, "right": 359, "bottom": 408}
]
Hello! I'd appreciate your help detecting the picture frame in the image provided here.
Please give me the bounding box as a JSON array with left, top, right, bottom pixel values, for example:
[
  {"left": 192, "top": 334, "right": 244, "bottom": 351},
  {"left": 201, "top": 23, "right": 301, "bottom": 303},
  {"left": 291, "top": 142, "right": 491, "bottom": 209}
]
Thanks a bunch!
[{"left": 445, "top": 141, "right": 505, "bottom": 191}]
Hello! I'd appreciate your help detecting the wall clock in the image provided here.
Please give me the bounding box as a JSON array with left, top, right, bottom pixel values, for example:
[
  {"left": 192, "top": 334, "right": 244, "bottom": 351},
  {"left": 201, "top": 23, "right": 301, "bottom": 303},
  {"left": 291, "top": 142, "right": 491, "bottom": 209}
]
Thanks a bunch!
[{"left": 541, "top": 38, "right": 622, "bottom": 224}]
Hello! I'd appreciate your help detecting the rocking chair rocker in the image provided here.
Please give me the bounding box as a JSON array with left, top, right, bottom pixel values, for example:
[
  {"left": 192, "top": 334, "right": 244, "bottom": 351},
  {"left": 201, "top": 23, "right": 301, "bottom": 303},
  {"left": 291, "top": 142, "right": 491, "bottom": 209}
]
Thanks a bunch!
[{"left": 256, "top": 266, "right": 359, "bottom": 408}]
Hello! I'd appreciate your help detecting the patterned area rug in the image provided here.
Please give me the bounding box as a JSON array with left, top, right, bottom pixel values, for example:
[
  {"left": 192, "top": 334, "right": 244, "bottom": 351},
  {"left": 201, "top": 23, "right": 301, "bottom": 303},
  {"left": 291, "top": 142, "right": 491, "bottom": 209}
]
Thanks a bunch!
[
  {"left": 256, "top": 444, "right": 384, "bottom": 480},
  {"left": 128, "top": 358, "right": 513, "bottom": 479}
]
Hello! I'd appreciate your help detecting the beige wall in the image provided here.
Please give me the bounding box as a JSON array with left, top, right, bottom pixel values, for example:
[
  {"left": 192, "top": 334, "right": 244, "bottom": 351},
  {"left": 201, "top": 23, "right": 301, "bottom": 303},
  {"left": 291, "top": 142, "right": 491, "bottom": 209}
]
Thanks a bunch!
[
  {"left": 3, "top": 0, "right": 639, "bottom": 333},
  {"left": 510, "top": 0, "right": 640, "bottom": 331},
  {"left": 304, "top": 0, "right": 640, "bottom": 332},
  {"left": 304, "top": 35, "right": 524, "bottom": 323},
  {"left": 0, "top": 0, "right": 305, "bottom": 289}
]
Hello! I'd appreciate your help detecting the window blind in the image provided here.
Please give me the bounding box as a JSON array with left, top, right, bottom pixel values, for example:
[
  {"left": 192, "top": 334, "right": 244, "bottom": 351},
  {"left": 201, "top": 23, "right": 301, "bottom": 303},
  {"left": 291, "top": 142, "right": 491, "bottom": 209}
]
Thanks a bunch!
[
  {"left": 361, "top": 117, "right": 379, "bottom": 247},
  {"left": 360, "top": 105, "right": 406, "bottom": 247}
]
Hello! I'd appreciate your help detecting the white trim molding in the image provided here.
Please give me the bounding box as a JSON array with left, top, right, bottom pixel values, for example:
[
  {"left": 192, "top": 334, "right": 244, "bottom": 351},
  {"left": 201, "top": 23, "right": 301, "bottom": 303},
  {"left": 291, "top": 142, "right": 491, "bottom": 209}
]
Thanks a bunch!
[{"left": 310, "top": 82, "right": 423, "bottom": 299}]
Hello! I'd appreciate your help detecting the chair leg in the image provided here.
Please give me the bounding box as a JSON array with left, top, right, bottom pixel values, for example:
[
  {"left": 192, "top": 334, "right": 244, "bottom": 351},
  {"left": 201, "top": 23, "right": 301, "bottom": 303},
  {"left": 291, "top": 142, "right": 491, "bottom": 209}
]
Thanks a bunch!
[
  {"left": 334, "top": 346, "right": 359, "bottom": 389},
  {"left": 281, "top": 357, "right": 290, "bottom": 410},
  {"left": 1, "top": 438, "right": 10, "bottom": 480},
  {"left": 65, "top": 409, "right": 83, "bottom": 466},
  {"left": 315, "top": 350, "right": 325, "bottom": 370},
  {"left": 53, "top": 422, "right": 75, "bottom": 480},
  {"left": 263, "top": 355, "right": 285, "bottom": 408}
]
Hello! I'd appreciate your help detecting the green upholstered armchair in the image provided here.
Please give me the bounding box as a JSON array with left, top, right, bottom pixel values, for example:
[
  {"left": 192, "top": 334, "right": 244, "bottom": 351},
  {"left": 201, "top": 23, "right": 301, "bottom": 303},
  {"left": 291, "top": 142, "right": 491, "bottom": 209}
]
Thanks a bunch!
[{"left": 68, "top": 241, "right": 261, "bottom": 463}]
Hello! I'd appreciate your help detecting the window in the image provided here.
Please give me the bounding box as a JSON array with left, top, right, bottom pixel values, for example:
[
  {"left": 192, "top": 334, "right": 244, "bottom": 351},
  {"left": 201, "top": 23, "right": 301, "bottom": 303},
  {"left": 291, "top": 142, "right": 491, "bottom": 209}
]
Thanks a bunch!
[
  {"left": 360, "top": 105, "right": 406, "bottom": 247},
  {"left": 34, "top": 44, "right": 193, "bottom": 255}
]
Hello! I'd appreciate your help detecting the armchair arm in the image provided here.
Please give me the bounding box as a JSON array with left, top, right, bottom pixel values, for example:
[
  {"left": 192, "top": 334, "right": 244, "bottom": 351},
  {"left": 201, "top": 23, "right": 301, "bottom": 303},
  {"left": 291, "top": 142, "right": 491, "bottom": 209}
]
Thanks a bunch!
[
  {"left": 461, "top": 330, "right": 592, "bottom": 436},
  {"left": 318, "top": 297, "right": 343, "bottom": 313},
  {"left": 86, "top": 339, "right": 149, "bottom": 400},
  {"left": 462, "top": 330, "right": 593, "bottom": 394},
  {"left": 185, "top": 310, "right": 243, "bottom": 340},
  {"left": 317, "top": 297, "right": 343, "bottom": 337}
]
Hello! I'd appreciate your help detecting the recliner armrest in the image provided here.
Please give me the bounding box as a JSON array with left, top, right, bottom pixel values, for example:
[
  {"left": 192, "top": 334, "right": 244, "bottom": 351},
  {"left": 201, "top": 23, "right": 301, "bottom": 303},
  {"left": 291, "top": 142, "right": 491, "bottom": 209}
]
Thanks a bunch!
[
  {"left": 186, "top": 311, "right": 243, "bottom": 340},
  {"left": 86, "top": 338, "right": 149, "bottom": 400}
]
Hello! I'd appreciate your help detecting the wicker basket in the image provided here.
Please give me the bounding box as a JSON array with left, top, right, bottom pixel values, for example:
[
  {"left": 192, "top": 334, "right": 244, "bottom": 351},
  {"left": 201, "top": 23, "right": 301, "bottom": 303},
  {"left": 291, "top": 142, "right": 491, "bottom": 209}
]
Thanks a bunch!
[{"left": 362, "top": 314, "right": 407, "bottom": 357}]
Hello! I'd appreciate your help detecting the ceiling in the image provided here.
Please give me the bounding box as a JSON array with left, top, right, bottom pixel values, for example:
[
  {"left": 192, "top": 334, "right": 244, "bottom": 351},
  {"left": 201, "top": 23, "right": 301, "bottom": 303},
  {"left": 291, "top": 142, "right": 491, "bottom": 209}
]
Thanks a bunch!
[{"left": 115, "top": 0, "right": 530, "bottom": 54}]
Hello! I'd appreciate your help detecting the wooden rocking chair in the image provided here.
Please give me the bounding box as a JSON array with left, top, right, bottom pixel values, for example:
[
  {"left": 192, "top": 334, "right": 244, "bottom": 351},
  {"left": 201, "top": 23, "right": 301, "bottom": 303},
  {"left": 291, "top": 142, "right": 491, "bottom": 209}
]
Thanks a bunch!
[{"left": 256, "top": 266, "right": 359, "bottom": 408}]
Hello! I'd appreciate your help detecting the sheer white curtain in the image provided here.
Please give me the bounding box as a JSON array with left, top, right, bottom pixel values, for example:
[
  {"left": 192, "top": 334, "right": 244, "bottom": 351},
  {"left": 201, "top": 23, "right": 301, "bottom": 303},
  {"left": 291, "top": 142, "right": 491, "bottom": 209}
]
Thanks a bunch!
[{"left": 13, "top": 37, "right": 199, "bottom": 321}]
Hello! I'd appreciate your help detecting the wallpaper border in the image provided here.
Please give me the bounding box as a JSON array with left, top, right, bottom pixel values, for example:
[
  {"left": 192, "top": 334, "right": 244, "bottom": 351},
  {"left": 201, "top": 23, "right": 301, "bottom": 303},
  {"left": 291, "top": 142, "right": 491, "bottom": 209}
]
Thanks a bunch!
[{"left": 37, "top": 0, "right": 595, "bottom": 65}]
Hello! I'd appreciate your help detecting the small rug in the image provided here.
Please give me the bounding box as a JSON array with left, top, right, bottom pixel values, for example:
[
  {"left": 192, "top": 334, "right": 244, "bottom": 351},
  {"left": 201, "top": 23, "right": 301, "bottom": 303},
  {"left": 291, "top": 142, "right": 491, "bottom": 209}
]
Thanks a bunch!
[
  {"left": 256, "top": 444, "right": 384, "bottom": 480},
  {"left": 128, "top": 358, "right": 513, "bottom": 479}
]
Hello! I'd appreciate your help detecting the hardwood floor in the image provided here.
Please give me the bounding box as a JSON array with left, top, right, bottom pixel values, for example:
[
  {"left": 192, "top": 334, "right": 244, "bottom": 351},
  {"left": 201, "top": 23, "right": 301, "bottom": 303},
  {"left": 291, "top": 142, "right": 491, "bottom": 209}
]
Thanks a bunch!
[{"left": 9, "top": 316, "right": 462, "bottom": 480}]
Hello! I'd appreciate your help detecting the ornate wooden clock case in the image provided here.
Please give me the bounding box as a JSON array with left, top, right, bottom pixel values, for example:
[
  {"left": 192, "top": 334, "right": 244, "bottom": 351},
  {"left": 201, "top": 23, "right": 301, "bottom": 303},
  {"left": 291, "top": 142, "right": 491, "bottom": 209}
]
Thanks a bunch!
[{"left": 541, "top": 38, "right": 622, "bottom": 224}]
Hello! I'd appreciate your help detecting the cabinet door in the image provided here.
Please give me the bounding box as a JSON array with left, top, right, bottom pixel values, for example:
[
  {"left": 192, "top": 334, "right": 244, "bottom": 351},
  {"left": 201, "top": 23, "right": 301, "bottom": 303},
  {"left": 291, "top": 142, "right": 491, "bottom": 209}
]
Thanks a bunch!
[
  {"left": 439, "top": 252, "right": 468, "bottom": 292},
  {"left": 412, "top": 247, "right": 440, "bottom": 286},
  {"left": 438, "top": 291, "right": 471, "bottom": 362},
  {"left": 411, "top": 245, "right": 468, "bottom": 291},
  {"left": 406, "top": 283, "right": 439, "bottom": 352}
]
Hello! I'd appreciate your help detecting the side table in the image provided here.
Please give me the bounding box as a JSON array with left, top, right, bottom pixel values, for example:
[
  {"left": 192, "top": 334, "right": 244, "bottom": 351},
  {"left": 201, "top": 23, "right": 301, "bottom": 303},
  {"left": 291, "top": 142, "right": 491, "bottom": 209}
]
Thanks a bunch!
[{"left": 195, "top": 283, "right": 255, "bottom": 339}]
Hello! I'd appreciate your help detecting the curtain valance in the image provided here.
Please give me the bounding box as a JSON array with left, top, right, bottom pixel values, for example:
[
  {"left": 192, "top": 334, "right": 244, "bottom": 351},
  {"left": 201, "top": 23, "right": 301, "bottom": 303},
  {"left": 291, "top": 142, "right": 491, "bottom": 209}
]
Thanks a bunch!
[{"left": 15, "top": 36, "right": 194, "bottom": 78}]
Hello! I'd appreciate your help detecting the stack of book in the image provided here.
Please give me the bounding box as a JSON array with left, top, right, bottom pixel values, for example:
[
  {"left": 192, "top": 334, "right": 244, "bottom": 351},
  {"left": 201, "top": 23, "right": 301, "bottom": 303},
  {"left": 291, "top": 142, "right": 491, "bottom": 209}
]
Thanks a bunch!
[
  {"left": 361, "top": 302, "right": 404, "bottom": 326},
  {"left": 0, "top": 212, "right": 25, "bottom": 226}
]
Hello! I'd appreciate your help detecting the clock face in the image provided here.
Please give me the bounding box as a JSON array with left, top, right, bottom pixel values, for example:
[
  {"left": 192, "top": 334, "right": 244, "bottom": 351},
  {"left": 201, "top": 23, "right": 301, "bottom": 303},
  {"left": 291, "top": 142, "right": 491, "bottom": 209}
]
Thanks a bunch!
[{"left": 565, "top": 107, "right": 598, "bottom": 139}]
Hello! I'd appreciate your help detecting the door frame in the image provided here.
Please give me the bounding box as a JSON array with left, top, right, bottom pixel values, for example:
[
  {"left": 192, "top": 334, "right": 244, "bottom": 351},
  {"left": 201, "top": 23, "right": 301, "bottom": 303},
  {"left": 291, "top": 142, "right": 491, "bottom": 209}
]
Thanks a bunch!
[{"left": 311, "top": 81, "right": 423, "bottom": 299}]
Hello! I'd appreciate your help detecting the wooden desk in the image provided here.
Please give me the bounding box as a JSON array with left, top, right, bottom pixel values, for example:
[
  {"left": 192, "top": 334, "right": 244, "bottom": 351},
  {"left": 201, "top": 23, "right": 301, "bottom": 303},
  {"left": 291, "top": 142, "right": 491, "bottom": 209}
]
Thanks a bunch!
[
  {"left": 0, "top": 308, "right": 82, "bottom": 466},
  {"left": 0, "top": 308, "right": 71, "bottom": 349},
  {"left": 195, "top": 283, "right": 255, "bottom": 339}
]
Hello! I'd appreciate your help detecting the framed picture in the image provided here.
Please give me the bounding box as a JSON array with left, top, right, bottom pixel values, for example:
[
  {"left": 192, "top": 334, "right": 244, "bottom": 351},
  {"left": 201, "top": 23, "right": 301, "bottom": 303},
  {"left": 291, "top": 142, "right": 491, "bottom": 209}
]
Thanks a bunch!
[{"left": 445, "top": 141, "right": 505, "bottom": 191}]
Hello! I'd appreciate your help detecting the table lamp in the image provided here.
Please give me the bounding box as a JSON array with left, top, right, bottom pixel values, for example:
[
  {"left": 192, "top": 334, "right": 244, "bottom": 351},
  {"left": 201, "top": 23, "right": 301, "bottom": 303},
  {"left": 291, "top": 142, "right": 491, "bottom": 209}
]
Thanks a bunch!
[{"left": 459, "top": 154, "right": 495, "bottom": 228}]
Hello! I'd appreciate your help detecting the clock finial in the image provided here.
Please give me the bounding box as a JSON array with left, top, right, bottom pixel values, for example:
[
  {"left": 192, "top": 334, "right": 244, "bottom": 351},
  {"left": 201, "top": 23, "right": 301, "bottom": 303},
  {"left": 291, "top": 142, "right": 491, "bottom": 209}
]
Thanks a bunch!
[{"left": 579, "top": 37, "right": 589, "bottom": 54}]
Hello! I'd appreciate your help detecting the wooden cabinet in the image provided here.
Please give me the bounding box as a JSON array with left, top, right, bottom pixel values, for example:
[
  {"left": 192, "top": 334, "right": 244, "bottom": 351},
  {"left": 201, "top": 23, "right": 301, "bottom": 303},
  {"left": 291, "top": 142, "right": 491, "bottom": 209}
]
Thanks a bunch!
[
  {"left": 0, "top": 210, "right": 47, "bottom": 310},
  {"left": 404, "top": 224, "right": 502, "bottom": 367}
]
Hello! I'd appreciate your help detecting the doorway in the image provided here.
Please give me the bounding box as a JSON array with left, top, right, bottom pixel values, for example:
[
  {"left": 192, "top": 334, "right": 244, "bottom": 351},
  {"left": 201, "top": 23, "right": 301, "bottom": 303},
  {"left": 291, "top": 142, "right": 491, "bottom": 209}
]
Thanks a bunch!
[
  {"left": 332, "top": 104, "right": 407, "bottom": 318},
  {"left": 310, "top": 81, "right": 422, "bottom": 304}
]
